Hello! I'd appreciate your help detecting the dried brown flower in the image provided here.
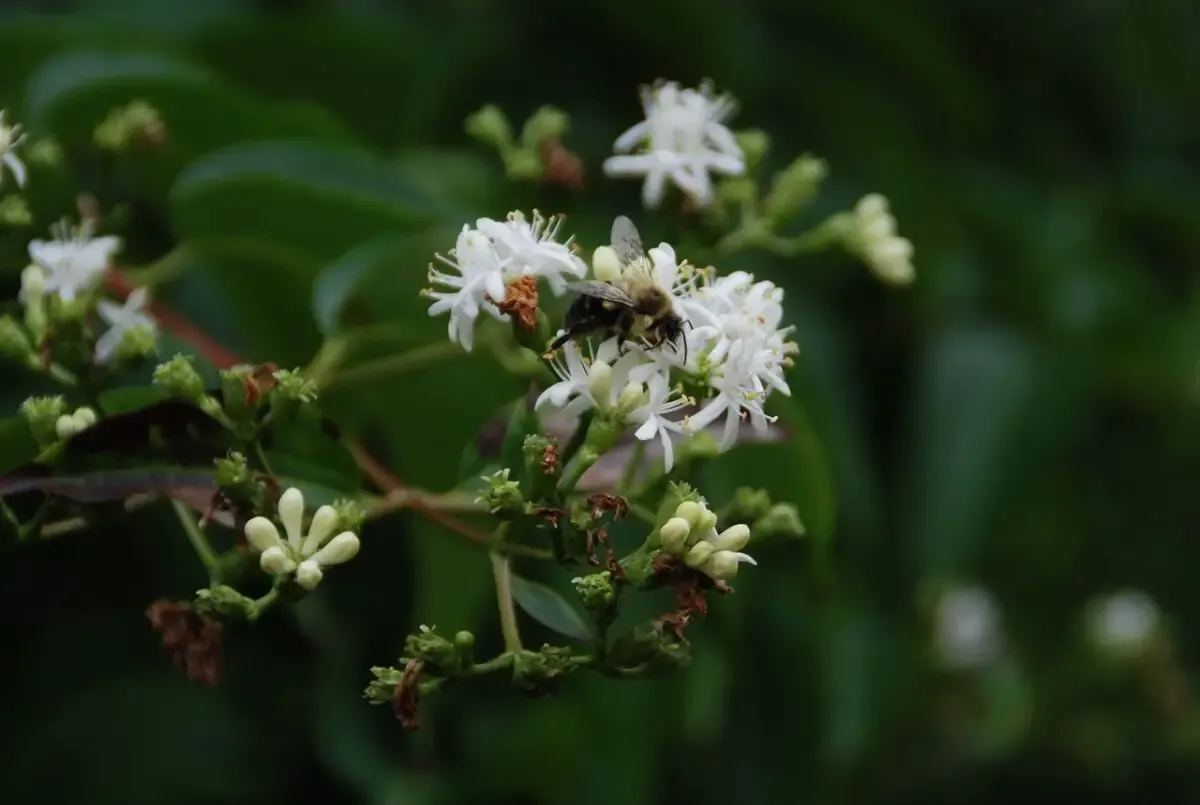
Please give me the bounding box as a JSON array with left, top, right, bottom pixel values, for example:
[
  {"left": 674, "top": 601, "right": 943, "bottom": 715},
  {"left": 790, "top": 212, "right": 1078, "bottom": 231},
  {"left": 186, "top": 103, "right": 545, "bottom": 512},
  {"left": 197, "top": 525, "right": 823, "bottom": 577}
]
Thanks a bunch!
[
  {"left": 492, "top": 275, "right": 540, "bottom": 331},
  {"left": 540, "top": 140, "right": 584, "bottom": 191},
  {"left": 393, "top": 658, "right": 425, "bottom": 731},
  {"left": 146, "top": 599, "right": 223, "bottom": 686}
]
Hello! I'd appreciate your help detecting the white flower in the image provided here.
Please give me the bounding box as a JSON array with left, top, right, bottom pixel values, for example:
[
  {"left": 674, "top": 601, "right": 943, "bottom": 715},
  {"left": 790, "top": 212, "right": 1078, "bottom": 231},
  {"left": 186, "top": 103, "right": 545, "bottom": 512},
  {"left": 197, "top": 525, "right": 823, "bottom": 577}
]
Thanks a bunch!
[
  {"left": 933, "top": 585, "right": 1003, "bottom": 669},
  {"left": 243, "top": 486, "right": 361, "bottom": 591},
  {"left": 626, "top": 370, "right": 690, "bottom": 472},
  {"left": 27, "top": 219, "right": 122, "bottom": 303},
  {"left": 425, "top": 211, "right": 586, "bottom": 351},
  {"left": 94, "top": 287, "right": 156, "bottom": 364},
  {"left": 0, "top": 110, "right": 28, "bottom": 189},
  {"left": 852, "top": 194, "right": 914, "bottom": 285},
  {"left": 1086, "top": 589, "right": 1160, "bottom": 658},
  {"left": 603, "top": 80, "right": 745, "bottom": 209},
  {"left": 475, "top": 210, "right": 586, "bottom": 295}
]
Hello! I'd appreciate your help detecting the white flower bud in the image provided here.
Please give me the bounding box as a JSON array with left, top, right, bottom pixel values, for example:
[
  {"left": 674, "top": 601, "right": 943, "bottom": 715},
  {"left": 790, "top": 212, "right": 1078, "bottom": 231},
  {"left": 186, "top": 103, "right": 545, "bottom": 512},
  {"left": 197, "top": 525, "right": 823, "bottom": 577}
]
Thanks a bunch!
[
  {"left": 244, "top": 516, "right": 284, "bottom": 552},
  {"left": 674, "top": 500, "right": 705, "bottom": 531},
  {"left": 300, "top": 504, "right": 339, "bottom": 556},
  {"left": 708, "top": 523, "right": 750, "bottom": 552},
  {"left": 54, "top": 414, "right": 78, "bottom": 440},
  {"left": 705, "top": 550, "right": 740, "bottom": 580},
  {"left": 856, "top": 194, "right": 888, "bottom": 218},
  {"left": 684, "top": 541, "right": 716, "bottom": 569},
  {"left": 308, "top": 532, "right": 361, "bottom": 567},
  {"left": 72, "top": 407, "right": 97, "bottom": 430},
  {"left": 592, "top": 245, "right": 622, "bottom": 282},
  {"left": 616, "top": 381, "right": 645, "bottom": 412},
  {"left": 659, "top": 517, "right": 691, "bottom": 555},
  {"left": 260, "top": 546, "right": 296, "bottom": 575},
  {"left": 695, "top": 508, "right": 719, "bottom": 535},
  {"left": 295, "top": 560, "right": 324, "bottom": 590},
  {"left": 587, "top": 360, "right": 613, "bottom": 404},
  {"left": 277, "top": 487, "right": 305, "bottom": 550}
]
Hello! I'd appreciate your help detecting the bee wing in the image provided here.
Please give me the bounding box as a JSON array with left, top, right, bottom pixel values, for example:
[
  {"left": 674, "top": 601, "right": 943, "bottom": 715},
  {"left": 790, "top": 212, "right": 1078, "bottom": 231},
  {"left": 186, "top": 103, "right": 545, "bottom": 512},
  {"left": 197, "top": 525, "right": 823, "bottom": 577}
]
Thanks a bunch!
[
  {"left": 566, "top": 280, "right": 638, "bottom": 307},
  {"left": 611, "top": 215, "right": 646, "bottom": 266}
]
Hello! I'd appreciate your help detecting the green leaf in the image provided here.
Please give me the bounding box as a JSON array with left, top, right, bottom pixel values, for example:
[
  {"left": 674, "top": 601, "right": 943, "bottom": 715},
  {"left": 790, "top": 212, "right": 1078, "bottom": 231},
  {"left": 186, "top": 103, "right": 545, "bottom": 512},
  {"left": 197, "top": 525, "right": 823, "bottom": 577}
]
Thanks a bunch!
[
  {"left": 264, "top": 406, "right": 362, "bottom": 500},
  {"left": 311, "top": 236, "right": 410, "bottom": 336},
  {"left": 0, "top": 416, "right": 38, "bottom": 477},
  {"left": 96, "top": 385, "right": 173, "bottom": 416},
  {"left": 170, "top": 142, "right": 438, "bottom": 270},
  {"left": 499, "top": 392, "right": 540, "bottom": 481},
  {"left": 510, "top": 574, "right": 593, "bottom": 642}
]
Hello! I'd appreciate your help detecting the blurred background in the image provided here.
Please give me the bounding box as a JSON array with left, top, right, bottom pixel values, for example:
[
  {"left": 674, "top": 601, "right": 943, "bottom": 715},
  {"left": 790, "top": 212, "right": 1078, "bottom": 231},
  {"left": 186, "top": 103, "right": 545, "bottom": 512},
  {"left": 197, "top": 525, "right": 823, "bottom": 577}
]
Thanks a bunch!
[{"left": 2, "top": 0, "right": 1200, "bottom": 803}]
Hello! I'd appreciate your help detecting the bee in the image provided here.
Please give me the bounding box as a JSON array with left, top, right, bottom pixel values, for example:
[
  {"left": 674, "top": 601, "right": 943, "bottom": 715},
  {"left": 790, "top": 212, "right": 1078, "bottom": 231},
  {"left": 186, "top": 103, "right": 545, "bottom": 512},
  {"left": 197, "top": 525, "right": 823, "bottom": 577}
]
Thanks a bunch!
[{"left": 547, "top": 215, "right": 689, "bottom": 363}]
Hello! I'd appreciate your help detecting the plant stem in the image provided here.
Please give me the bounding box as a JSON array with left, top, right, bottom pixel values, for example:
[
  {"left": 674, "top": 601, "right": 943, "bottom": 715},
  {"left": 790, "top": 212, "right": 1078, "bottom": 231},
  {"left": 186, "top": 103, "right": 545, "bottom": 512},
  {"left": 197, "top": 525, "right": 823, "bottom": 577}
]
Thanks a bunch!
[
  {"left": 247, "top": 587, "right": 280, "bottom": 623},
  {"left": 558, "top": 410, "right": 593, "bottom": 469},
  {"left": 489, "top": 547, "right": 523, "bottom": 652},
  {"left": 171, "top": 500, "right": 219, "bottom": 582},
  {"left": 559, "top": 447, "right": 599, "bottom": 494},
  {"left": 322, "top": 340, "right": 464, "bottom": 391}
]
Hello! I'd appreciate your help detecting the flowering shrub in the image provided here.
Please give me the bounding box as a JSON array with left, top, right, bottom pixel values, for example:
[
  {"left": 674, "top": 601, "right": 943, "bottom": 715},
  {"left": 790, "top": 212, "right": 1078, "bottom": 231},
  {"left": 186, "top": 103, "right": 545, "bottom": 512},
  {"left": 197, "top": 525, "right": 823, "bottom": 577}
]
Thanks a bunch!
[{"left": 0, "top": 79, "right": 914, "bottom": 729}]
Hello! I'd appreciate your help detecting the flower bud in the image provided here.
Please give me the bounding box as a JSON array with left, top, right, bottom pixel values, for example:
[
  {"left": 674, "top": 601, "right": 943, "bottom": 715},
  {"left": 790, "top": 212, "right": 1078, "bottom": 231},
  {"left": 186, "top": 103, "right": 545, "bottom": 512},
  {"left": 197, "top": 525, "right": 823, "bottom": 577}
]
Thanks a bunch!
[
  {"left": 21, "top": 395, "right": 67, "bottom": 446},
  {"left": 520, "top": 105, "right": 570, "bottom": 148},
  {"left": 20, "top": 265, "right": 45, "bottom": 303},
  {"left": 586, "top": 359, "right": 613, "bottom": 403},
  {"left": 684, "top": 541, "right": 716, "bottom": 569},
  {"left": 674, "top": 500, "right": 705, "bottom": 531},
  {"left": 215, "top": 451, "right": 250, "bottom": 489},
  {"left": 0, "top": 315, "right": 32, "bottom": 360},
  {"left": 260, "top": 546, "right": 296, "bottom": 576},
  {"left": 193, "top": 585, "right": 255, "bottom": 619},
  {"left": 72, "top": 407, "right": 97, "bottom": 430},
  {"left": 454, "top": 630, "right": 476, "bottom": 650},
  {"left": 752, "top": 503, "right": 806, "bottom": 541},
  {"left": 708, "top": 523, "right": 750, "bottom": 552},
  {"left": 505, "top": 149, "right": 542, "bottom": 181},
  {"left": 572, "top": 571, "right": 616, "bottom": 611},
  {"left": 153, "top": 354, "right": 205, "bottom": 399},
  {"left": 300, "top": 504, "right": 339, "bottom": 556},
  {"left": 705, "top": 550, "right": 745, "bottom": 580},
  {"left": 592, "top": 246, "right": 623, "bottom": 282},
  {"left": 113, "top": 324, "right": 158, "bottom": 364},
  {"left": 762, "top": 154, "right": 827, "bottom": 227},
  {"left": 244, "top": 516, "right": 283, "bottom": 553},
  {"left": 477, "top": 468, "right": 524, "bottom": 515},
  {"left": 734, "top": 129, "right": 770, "bottom": 172},
  {"left": 695, "top": 508, "right": 718, "bottom": 535},
  {"left": 0, "top": 196, "right": 31, "bottom": 227},
  {"left": 55, "top": 414, "right": 79, "bottom": 440},
  {"left": 295, "top": 560, "right": 324, "bottom": 590},
  {"left": 310, "top": 532, "right": 361, "bottom": 567},
  {"left": 27, "top": 139, "right": 61, "bottom": 167},
  {"left": 332, "top": 498, "right": 366, "bottom": 535},
  {"left": 616, "top": 381, "right": 645, "bottom": 414},
  {"left": 658, "top": 517, "right": 691, "bottom": 555},
  {"left": 465, "top": 104, "right": 513, "bottom": 149}
]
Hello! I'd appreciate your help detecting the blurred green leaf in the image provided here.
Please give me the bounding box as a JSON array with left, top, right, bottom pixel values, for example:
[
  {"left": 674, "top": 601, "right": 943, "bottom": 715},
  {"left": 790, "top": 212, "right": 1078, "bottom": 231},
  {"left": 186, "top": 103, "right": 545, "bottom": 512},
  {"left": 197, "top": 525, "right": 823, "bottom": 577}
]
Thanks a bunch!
[
  {"left": 311, "top": 238, "right": 396, "bottom": 336},
  {"left": 510, "top": 574, "right": 593, "bottom": 642},
  {"left": 96, "top": 384, "right": 173, "bottom": 416},
  {"left": 0, "top": 416, "right": 38, "bottom": 477},
  {"left": 499, "top": 393, "right": 539, "bottom": 483},
  {"left": 170, "top": 142, "right": 438, "bottom": 270}
]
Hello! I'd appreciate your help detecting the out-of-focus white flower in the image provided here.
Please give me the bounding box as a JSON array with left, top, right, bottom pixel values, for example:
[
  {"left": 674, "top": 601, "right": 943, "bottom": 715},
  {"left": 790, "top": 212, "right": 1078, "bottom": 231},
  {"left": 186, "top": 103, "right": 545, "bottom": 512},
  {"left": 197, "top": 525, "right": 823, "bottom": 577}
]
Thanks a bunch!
[
  {"left": 0, "top": 110, "right": 28, "bottom": 189},
  {"left": 425, "top": 210, "right": 587, "bottom": 351},
  {"left": 851, "top": 194, "right": 914, "bottom": 285},
  {"left": 27, "top": 219, "right": 122, "bottom": 303},
  {"left": 603, "top": 80, "right": 744, "bottom": 209},
  {"left": 244, "top": 486, "right": 361, "bottom": 591},
  {"left": 95, "top": 288, "right": 156, "bottom": 364},
  {"left": 19, "top": 264, "right": 45, "bottom": 306},
  {"left": 1086, "top": 589, "right": 1160, "bottom": 658},
  {"left": 475, "top": 210, "right": 587, "bottom": 295},
  {"left": 933, "top": 585, "right": 1003, "bottom": 669}
]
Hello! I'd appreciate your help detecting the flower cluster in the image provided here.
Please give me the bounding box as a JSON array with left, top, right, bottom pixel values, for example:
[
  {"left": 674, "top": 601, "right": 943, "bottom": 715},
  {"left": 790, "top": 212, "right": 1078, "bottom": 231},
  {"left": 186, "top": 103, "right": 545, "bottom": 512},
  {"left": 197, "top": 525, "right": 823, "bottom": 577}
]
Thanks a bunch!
[
  {"left": 849, "top": 194, "right": 914, "bottom": 286},
  {"left": 423, "top": 210, "right": 587, "bottom": 351},
  {"left": 658, "top": 497, "right": 755, "bottom": 581},
  {"left": 602, "top": 80, "right": 745, "bottom": 210},
  {"left": 243, "top": 487, "right": 361, "bottom": 591}
]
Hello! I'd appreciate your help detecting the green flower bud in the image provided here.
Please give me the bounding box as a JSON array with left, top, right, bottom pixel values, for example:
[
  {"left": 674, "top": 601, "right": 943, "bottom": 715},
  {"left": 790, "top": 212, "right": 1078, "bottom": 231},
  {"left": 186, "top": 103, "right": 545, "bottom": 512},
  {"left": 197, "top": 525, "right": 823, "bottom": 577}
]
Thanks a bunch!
[
  {"left": 153, "top": 354, "right": 205, "bottom": 399},
  {"left": 653, "top": 481, "right": 703, "bottom": 529},
  {"left": 219, "top": 365, "right": 258, "bottom": 421},
  {"left": 762, "top": 154, "right": 827, "bottom": 228},
  {"left": 724, "top": 486, "right": 773, "bottom": 522},
  {"left": 27, "top": 139, "right": 61, "bottom": 167},
  {"left": 659, "top": 517, "right": 692, "bottom": 555},
  {"left": 0, "top": 315, "right": 32, "bottom": 361},
  {"left": 112, "top": 324, "right": 158, "bottom": 364},
  {"left": 332, "top": 498, "right": 367, "bottom": 535},
  {"left": 0, "top": 195, "right": 31, "bottom": 227},
  {"left": 20, "top": 395, "right": 67, "bottom": 446},
  {"left": 708, "top": 523, "right": 750, "bottom": 552},
  {"left": 465, "top": 104, "right": 513, "bottom": 149},
  {"left": 684, "top": 541, "right": 716, "bottom": 569},
  {"left": 572, "top": 571, "right": 616, "bottom": 611},
  {"left": 477, "top": 468, "right": 524, "bottom": 515},
  {"left": 674, "top": 501, "right": 705, "bottom": 530},
  {"left": 735, "top": 129, "right": 771, "bottom": 172},
  {"left": 511, "top": 644, "right": 578, "bottom": 697},
  {"left": 695, "top": 508, "right": 718, "bottom": 536},
  {"left": 405, "top": 624, "right": 458, "bottom": 673},
  {"left": 193, "top": 585, "right": 255, "bottom": 620},
  {"left": 752, "top": 502, "right": 806, "bottom": 541},
  {"left": 214, "top": 451, "right": 250, "bottom": 488},
  {"left": 521, "top": 105, "right": 570, "bottom": 149},
  {"left": 55, "top": 414, "right": 79, "bottom": 440},
  {"left": 271, "top": 368, "right": 317, "bottom": 403}
]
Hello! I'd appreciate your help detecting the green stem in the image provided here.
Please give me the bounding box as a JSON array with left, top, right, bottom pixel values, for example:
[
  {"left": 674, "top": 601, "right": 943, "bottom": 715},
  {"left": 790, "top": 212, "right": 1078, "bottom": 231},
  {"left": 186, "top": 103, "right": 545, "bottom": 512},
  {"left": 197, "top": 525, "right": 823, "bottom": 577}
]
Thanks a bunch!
[
  {"left": 247, "top": 587, "right": 281, "bottom": 623},
  {"left": 322, "top": 340, "right": 464, "bottom": 391},
  {"left": 558, "top": 410, "right": 593, "bottom": 470},
  {"left": 253, "top": 440, "right": 276, "bottom": 478},
  {"left": 559, "top": 447, "right": 599, "bottom": 494},
  {"left": 125, "top": 244, "right": 194, "bottom": 288},
  {"left": 489, "top": 547, "right": 523, "bottom": 652},
  {"left": 469, "top": 652, "right": 517, "bottom": 675},
  {"left": 171, "top": 500, "right": 219, "bottom": 582},
  {"left": 363, "top": 487, "right": 488, "bottom": 519}
]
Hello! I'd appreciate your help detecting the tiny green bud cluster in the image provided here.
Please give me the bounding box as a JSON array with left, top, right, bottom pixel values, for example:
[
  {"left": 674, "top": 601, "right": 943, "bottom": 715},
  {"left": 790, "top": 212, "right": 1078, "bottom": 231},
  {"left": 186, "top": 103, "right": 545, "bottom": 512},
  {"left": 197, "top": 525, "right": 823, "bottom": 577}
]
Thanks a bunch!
[
  {"left": 572, "top": 571, "right": 616, "bottom": 611},
  {"left": 477, "top": 468, "right": 524, "bottom": 516},
  {"left": 20, "top": 395, "right": 67, "bottom": 446},
  {"left": 153, "top": 354, "right": 206, "bottom": 399}
]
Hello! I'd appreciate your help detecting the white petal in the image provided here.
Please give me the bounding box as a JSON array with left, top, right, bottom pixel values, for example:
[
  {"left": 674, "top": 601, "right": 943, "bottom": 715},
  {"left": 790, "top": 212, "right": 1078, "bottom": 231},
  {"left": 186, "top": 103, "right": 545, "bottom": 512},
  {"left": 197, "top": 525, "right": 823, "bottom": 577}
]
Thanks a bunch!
[
  {"left": 641, "top": 168, "right": 667, "bottom": 209},
  {"left": 277, "top": 487, "right": 305, "bottom": 551},
  {"left": 613, "top": 120, "right": 650, "bottom": 152},
  {"left": 244, "top": 516, "right": 284, "bottom": 552},
  {"left": 3, "top": 152, "right": 26, "bottom": 188},
  {"left": 260, "top": 546, "right": 296, "bottom": 575},
  {"left": 295, "top": 560, "right": 323, "bottom": 590}
]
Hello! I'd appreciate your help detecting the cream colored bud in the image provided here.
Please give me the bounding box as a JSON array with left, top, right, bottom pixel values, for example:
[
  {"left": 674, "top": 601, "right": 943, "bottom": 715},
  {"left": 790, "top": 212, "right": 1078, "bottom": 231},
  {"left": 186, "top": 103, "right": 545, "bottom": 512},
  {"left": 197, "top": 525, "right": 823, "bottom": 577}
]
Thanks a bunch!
[
  {"left": 674, "top": 500, "right": 705, "bottom": 531},
  {"left": 587, "top": 360, "right": 613, "bottom": 403},
  {"left": 72, "top": 407, "right": 97, "bottom": 430},
  {"left": 705, "top": 550, "right": 743, "bottom": 580},
  {"left": 277, "top": 487, "right": 305, "bottom": 550},
  {"left": 244, "top": 516, "right": 284, "bottom": 552},
  {"left": 259, "top": 546, "right": 296, "bottom": 575},
  {"left": 592, "top": 246, "right": 622, "bottom": 282},
  {"left": 616, "top": 381, "right": 645, "bottom": 412},
  {"left": 309, "top": 532, "right": 361, "bottom": 567},
  {"left": 295, "top": 560, "right": 324, "bottom": 590},
  {"left": 709, "top": 524, "right": 751, "bottom": 552},
  {"left": 659, "top": 517, "right": 691, "bottom": 555},
  {"left": 300, "top": 504, "right": 339, "bottom": 556},
  {"left": 696, "top": 508, "right": 719, "bottom": 534},
  {"left": 21, "top": 265, "right": 45, "bottom": 301},
  {"left": 684, "top": 541, "right": 716, "bottom": 569},
  {"left": 54, "top": 414, "right": 78, "bottom": 440}
]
